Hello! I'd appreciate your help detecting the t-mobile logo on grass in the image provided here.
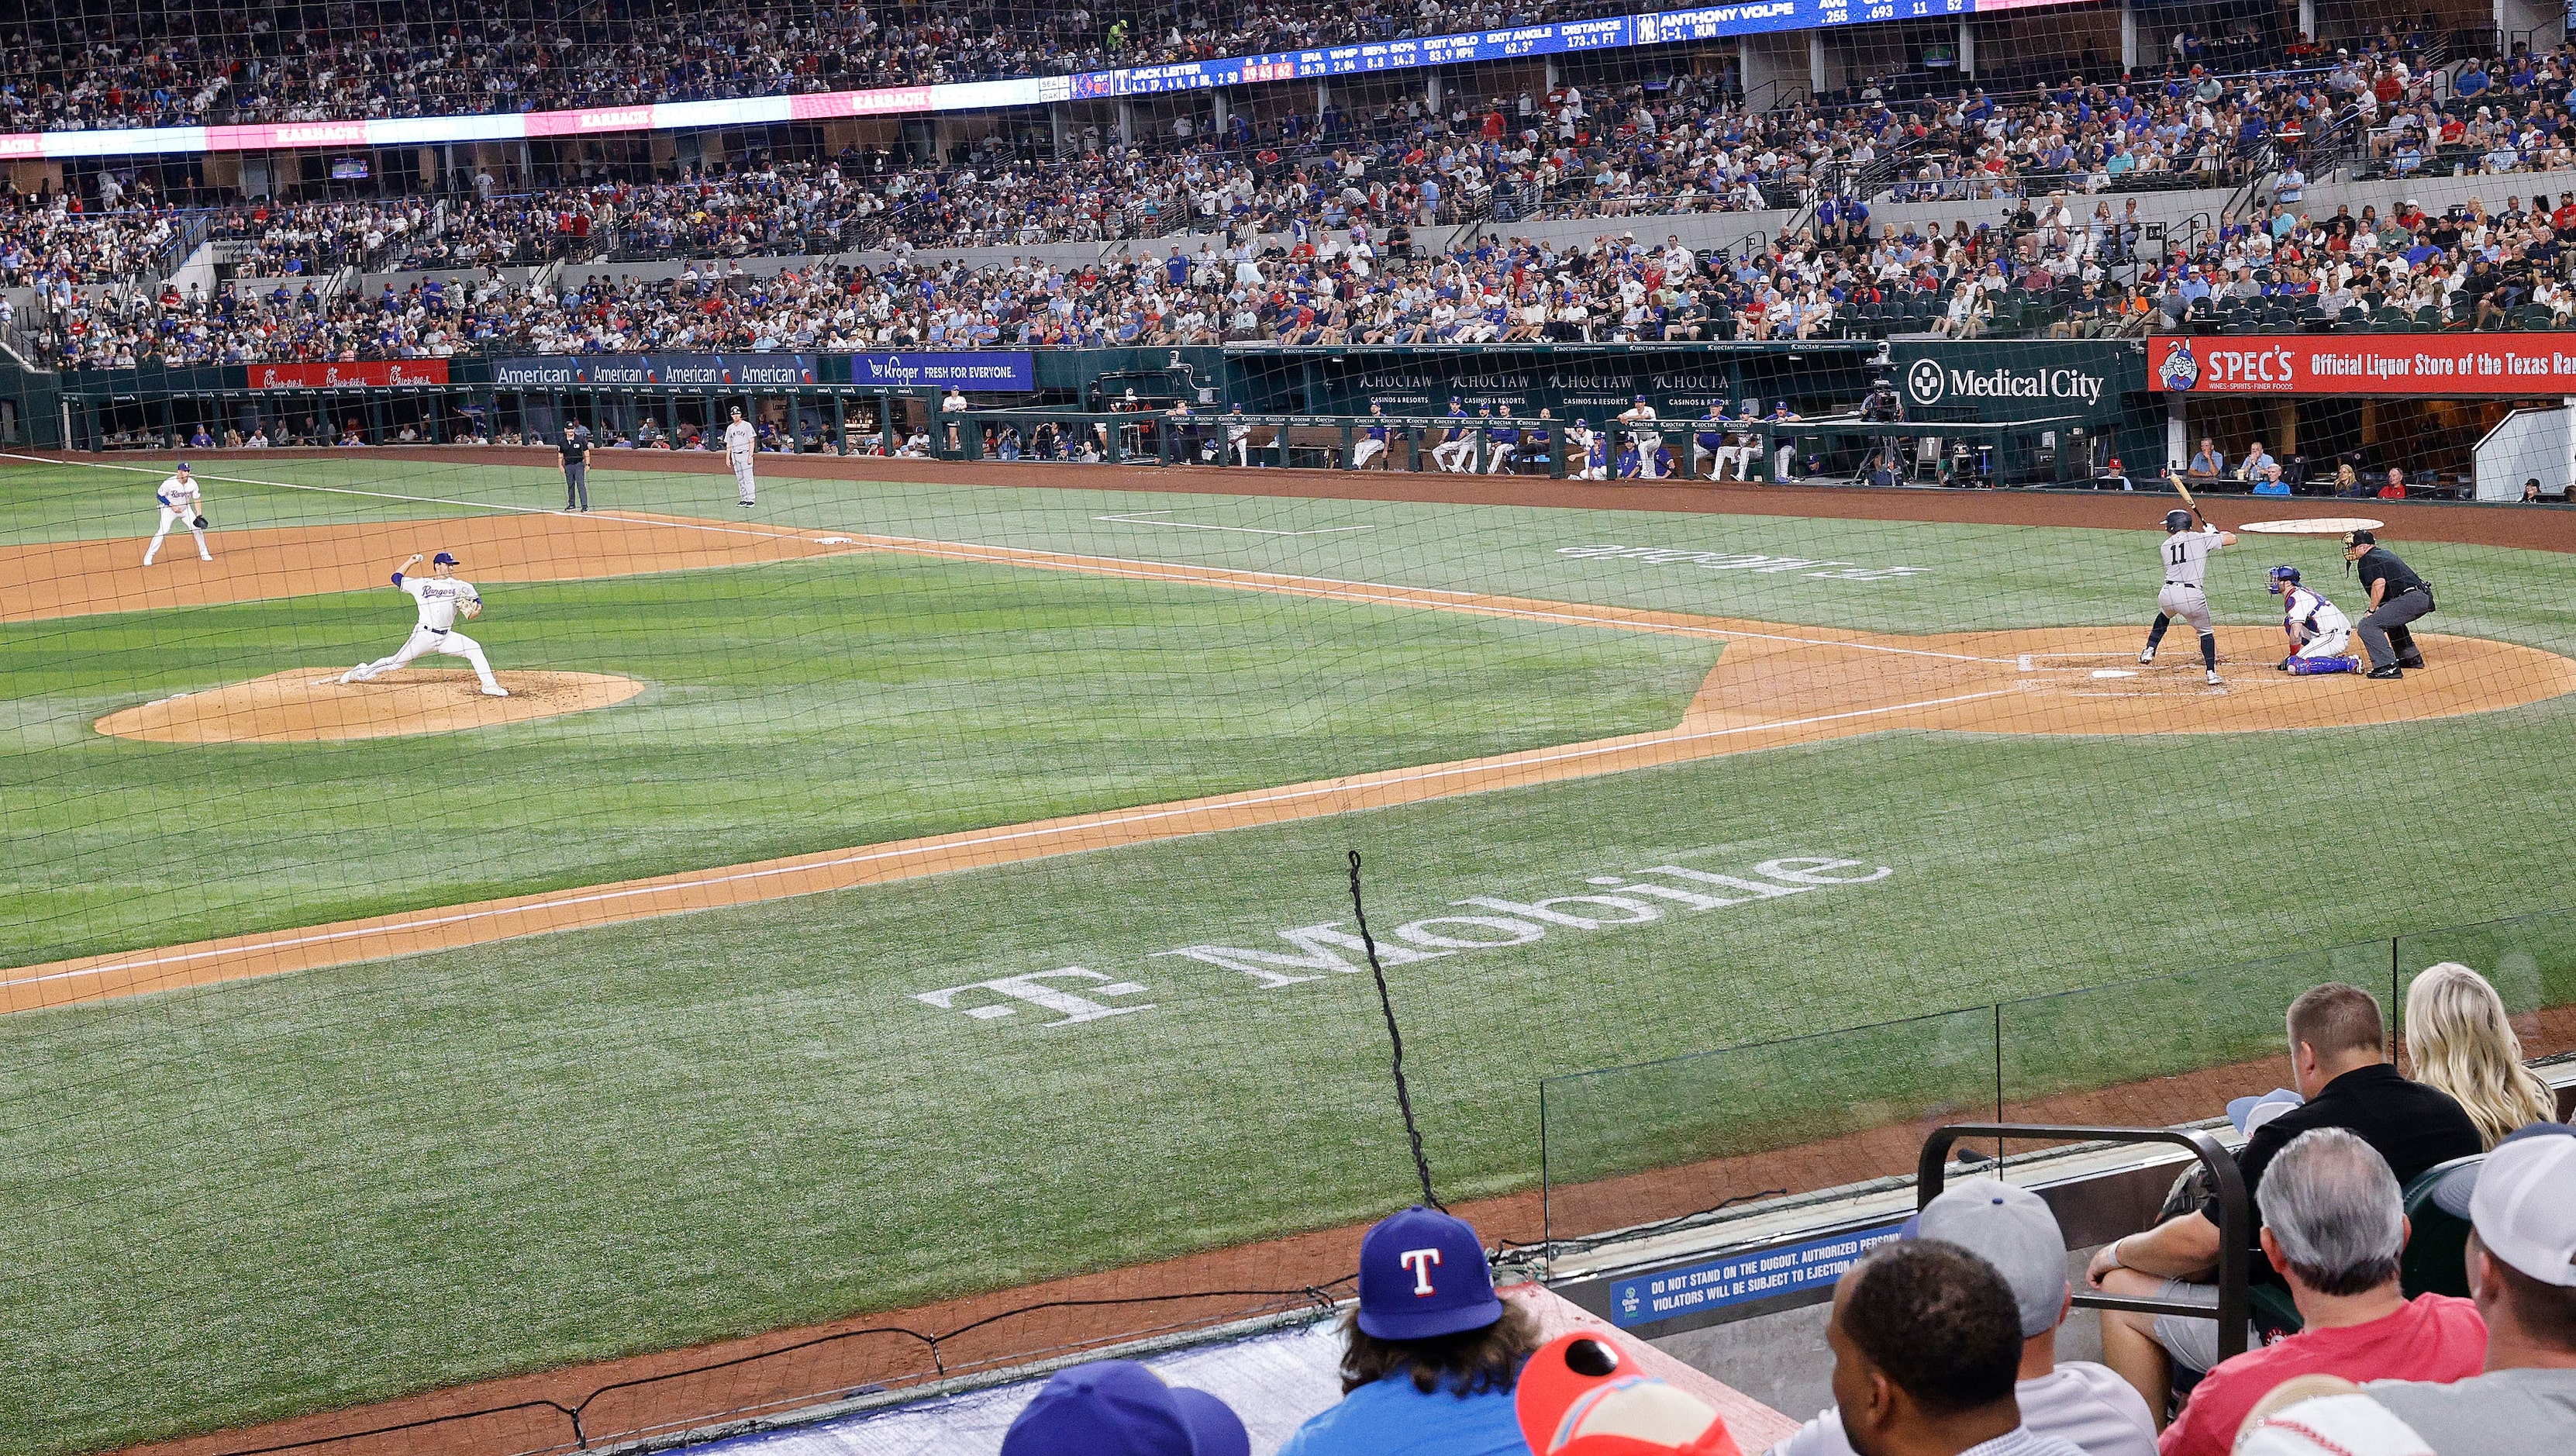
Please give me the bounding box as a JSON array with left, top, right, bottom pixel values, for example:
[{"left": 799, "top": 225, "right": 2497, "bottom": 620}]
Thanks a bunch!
[{"left": 911, "top": 854, "right": 1891, "bottom": 1027}]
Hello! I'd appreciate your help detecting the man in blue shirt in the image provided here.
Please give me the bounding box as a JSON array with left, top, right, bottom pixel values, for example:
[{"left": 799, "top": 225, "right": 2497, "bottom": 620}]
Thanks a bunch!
[{"left": 1276, "top": 1207, "right": 1534, "bottom": 1456}]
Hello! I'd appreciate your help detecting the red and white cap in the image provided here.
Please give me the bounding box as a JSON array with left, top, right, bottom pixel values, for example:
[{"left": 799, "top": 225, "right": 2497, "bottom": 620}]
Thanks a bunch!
[{"left": 1514, "top": 1334, "right": 1743, "bottom": 1456}]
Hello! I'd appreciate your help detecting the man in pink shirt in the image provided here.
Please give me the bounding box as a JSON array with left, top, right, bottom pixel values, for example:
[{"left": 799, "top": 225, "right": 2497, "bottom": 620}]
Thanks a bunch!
[{"left": 2157, "top": 1128, "right": 2485, "bottom": 1456}]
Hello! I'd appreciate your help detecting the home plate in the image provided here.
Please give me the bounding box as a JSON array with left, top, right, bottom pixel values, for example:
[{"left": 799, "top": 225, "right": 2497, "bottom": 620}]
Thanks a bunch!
[{"left": 2091, "top": 668, "right": 2139, "bottom": 679}]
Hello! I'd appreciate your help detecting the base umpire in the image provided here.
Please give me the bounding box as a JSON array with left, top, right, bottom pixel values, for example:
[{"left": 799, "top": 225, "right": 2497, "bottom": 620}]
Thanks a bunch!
[
  {"left": 559, "top": 422, "right": 591, "bottom": 512},
  {"left": 2343, "top": 529, "right": 2433, "bottom": 679}
]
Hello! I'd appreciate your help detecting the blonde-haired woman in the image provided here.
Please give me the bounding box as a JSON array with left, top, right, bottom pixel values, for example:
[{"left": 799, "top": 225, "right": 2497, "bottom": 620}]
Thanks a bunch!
[{"left": 2404, "top": 962, "right": 2557, "bottom": 1148}]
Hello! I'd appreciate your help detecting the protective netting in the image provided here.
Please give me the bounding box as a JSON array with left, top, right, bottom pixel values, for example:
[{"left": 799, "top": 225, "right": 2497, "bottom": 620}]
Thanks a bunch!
[{"left": 4, "top": 422, "right": 2573, "bottom": 1454}]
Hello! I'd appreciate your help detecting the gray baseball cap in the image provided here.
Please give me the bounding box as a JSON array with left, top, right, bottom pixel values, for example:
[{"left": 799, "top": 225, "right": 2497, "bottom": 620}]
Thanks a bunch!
[{"left": 1909, "top": 1178, "right": 2070, "bottom": 1337}]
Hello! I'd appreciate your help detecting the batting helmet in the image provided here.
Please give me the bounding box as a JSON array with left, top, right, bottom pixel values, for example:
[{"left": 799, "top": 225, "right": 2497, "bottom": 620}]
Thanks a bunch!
[
  {"left": 2163, "top": 509, "right": 2194, "bottom": 533},
  {"left": 2267, "top": 564, "right": 2301, "bottom": 595}
]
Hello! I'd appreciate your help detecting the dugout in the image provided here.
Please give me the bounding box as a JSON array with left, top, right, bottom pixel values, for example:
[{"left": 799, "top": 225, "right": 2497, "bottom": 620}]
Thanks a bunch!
[{"left": 2150, "top": 334, "right": 2576, "bottom": 502}]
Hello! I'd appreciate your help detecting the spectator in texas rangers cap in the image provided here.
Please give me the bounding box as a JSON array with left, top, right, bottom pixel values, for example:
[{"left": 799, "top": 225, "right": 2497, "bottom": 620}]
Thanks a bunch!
[
  {"left": 1771, "top": 1181, "right": 2154, "bottom": 1456},
  {"left": 1274, "top": 1205, "right": 1537, "bottom": 1456},
  {"left": 999, "top": 1358, "right": 1249, "bottom": 1456}
]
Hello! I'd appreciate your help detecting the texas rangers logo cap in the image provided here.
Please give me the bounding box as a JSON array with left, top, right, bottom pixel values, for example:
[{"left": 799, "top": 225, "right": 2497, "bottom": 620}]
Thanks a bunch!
[
  {"left": 1356, "top": 1205, "right": 1499, "bottom": 1340},
  {"left": 432, "top": 551, "right": 460, "bottom": 565}
]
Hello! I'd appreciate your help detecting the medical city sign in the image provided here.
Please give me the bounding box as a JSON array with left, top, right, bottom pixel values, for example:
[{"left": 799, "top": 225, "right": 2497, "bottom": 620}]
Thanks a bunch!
[{"left": 2150, "top": 333, "right": 2576, "bottom": 395}]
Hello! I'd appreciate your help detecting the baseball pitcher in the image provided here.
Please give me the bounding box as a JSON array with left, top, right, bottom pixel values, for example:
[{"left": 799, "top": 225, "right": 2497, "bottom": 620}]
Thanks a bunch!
[{"left": 340, "top": 550, "right": 509, "bottom": 696}]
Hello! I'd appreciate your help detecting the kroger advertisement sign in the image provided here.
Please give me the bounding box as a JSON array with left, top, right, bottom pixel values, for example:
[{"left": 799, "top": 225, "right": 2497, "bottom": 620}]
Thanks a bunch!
[
  {"left": 492, "top": 354, "right": 819, "bottom": 388},
  {"left": 850, "top": 352, "right": 1036, "bottom": 391}
]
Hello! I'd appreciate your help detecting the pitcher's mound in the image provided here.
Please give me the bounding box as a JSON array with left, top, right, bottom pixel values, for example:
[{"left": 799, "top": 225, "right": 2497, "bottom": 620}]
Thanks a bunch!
[{"left": 97, "top": 669, "right": 647, "bottom": 744}]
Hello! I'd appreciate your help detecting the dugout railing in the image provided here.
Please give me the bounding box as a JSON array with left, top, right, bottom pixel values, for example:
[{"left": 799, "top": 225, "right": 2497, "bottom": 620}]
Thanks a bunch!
[{"left": 926, "top": 408, "right": 2109, "bottom": 488}]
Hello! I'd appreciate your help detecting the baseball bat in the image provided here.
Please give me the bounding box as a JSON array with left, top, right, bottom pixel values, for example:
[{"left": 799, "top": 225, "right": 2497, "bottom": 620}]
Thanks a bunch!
[{"left": 2165, "top": 469, "right": 2209, "bottom": 526}]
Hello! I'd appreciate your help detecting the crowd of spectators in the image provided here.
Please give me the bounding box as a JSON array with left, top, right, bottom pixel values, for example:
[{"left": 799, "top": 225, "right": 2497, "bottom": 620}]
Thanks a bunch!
[
  {"left": 984, "top": 967, "right": 2574, "bottom": 1456},
  {"left": 3, "top": 0, "right": 1762, "bottom": 133}
]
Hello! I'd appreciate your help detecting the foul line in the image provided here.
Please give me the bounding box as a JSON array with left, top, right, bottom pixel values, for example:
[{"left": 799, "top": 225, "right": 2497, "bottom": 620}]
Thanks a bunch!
[
  {"left": 1092, "top": 509, "right": 1377, "bottom": 537},
  {"left": 2, "top": 688, "right": 2011, "bottom": 992},
  {"left": 12, "top": 453, "right": 2002, "bottom": 664},
  {"left": 11, "top": 452, "right": 2002, "bottom": 664}
]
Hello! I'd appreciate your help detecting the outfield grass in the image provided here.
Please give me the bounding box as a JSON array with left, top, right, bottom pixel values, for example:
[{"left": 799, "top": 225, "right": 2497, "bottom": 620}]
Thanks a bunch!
[
  {"left": 6, "top": 456, "right": 2576, "bottom": 1453},
  {"left": 8, "top": 705, "right": 2575, "bottom": 1454}
]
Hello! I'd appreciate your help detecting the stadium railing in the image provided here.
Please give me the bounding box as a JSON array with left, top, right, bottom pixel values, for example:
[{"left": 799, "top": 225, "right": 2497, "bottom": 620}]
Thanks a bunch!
[{"left": 1537, "top": 903, "right": 2576, "bottom": 1261}]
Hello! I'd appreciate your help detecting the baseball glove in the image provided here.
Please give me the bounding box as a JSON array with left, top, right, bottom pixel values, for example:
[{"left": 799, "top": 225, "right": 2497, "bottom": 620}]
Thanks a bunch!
[
  {"left": 460, "top": 600, "right": 483, "bottom": 622},
  {"left": 192, "top": 514, "right": 209, "bottom": 529}
]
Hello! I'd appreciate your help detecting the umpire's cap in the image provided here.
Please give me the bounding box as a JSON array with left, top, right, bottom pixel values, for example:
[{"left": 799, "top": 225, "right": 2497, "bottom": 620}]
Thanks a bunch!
[
  {"left": 2345, "top": 528, "right": 2377, "bottom": 547},
  {"left": 2163, "top": 509, "right": 2194, "bottom": 533}
]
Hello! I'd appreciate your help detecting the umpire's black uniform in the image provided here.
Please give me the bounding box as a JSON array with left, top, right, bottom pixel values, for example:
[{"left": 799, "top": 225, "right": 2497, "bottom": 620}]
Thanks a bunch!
[
  {"left": 560, "top": 426, "right": 591, "bottom": 512},
  {"left": 2349, "top": 531, "right": 2433, "bottom": 676}
]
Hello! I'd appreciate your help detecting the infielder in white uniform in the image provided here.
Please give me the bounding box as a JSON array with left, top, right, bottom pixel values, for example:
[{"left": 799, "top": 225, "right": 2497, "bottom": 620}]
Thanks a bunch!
[
  {"left": 2138, "top": 507, "right": 2238, "bottom": 685},
  {"left": 340, "top": 550, "right": 509, "bottom": 696},
  {"left": 723, "top": 406, "right": 757, "bottom": 507},
  {"left": 2268, "top": 565, "right": 2359, "bottom": 674},
  {"left": 143, "top": 461, "right": 212, "bottom": 564}
]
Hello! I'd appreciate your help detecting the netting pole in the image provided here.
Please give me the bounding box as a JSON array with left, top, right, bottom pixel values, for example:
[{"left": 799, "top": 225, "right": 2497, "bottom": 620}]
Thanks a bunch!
[{"left": 1345, "top": 850, "right": 1441, "bottom": 1211}]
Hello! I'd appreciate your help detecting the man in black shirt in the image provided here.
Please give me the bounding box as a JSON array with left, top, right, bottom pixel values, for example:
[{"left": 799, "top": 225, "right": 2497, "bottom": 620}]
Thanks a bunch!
[
  {"left": 2082, "top": 982, "right": 2481, "bottom": 1411},
  {"left": 2345, "top": 529, "right": 2434, "bottom": 677},
  {"left": 559, "top": 423, "right": 591, "bottom": 512}
]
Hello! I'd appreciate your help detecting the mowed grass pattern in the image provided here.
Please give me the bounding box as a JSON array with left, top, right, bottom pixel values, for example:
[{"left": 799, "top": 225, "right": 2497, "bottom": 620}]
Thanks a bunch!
[
  {"left": 5, "top": 706, "right": 2574, "bottom": 1454},
  {"left": 2, "top": 554, "right": 1721, "bottom": 966},
  {"left": 5, "top": 454, "right": 2575, "bottom": 1453}
]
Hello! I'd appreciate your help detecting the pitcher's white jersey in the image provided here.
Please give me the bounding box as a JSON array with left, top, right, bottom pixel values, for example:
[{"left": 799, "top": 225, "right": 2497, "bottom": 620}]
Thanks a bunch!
[
  {"left": 401, "top": 572, "right": 481, "bottom": 631},
  {"left": 2159, "top": 526, "right": 2225, "bottom": 588},
  {"left": 2282, "top": 585, "right": 2350, "bottom": 644},
  {"left": 724, "top": 419, "right": 757, "bottom": 458}
]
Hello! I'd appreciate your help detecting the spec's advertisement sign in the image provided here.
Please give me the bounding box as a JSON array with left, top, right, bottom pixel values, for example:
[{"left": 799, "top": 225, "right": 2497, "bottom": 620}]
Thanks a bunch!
[
  {"left": 247, "top": 361, "right": 450, "bottom": 390},
  {"left": 850, "top": 352, "right": 1036, "bottom": 391},
  {"left": 491, "top": 354, "right": 819, "bottom": 388},
  {"left": 2150, "top": 333, "right": 2576, "bottom": 395},
  {"left": 1605, "top": 1222, "right": 1906, "bottom": 1328}
]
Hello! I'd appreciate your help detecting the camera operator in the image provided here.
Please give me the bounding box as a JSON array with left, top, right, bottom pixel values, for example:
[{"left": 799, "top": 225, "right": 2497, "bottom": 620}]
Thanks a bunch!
[{"left": 1857, "top": 374, "right": 1906, "bottom": 485}]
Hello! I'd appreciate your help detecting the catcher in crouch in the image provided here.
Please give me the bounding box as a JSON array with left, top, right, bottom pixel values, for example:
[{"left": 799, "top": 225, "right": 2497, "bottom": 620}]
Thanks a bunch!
[
  {"left": 340, "top": 550, "right": 509, "bottom": 696},
  {"left": 2269, "top": 565, "right": 2360, "bottom": 675}
]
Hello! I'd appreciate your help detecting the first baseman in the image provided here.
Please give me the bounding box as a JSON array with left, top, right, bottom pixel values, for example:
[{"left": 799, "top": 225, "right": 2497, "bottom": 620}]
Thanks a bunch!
[
  {"left": 340, "top": 550, "right": 509, "bottom": 696},
  {"left": 143, "top": 461, "right": 211, "bottom": 564},
  {"left": 724, "top": 406, "right": 757, "bottom": 507},
  {"left": 2267, "top": 565, "right": 2359, "bottom": 674},
  {"left": 2139, "top": 507, "right": 2237, "bottom": 685}
]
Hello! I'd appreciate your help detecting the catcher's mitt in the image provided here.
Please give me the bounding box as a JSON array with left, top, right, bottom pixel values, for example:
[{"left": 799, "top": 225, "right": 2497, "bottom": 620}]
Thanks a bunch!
[
  {"left": 460, "top": 599, "right": 483, "bottom": 622},
  {"left": 192, "top": 514, "right": 209, "bottom": 529}
]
